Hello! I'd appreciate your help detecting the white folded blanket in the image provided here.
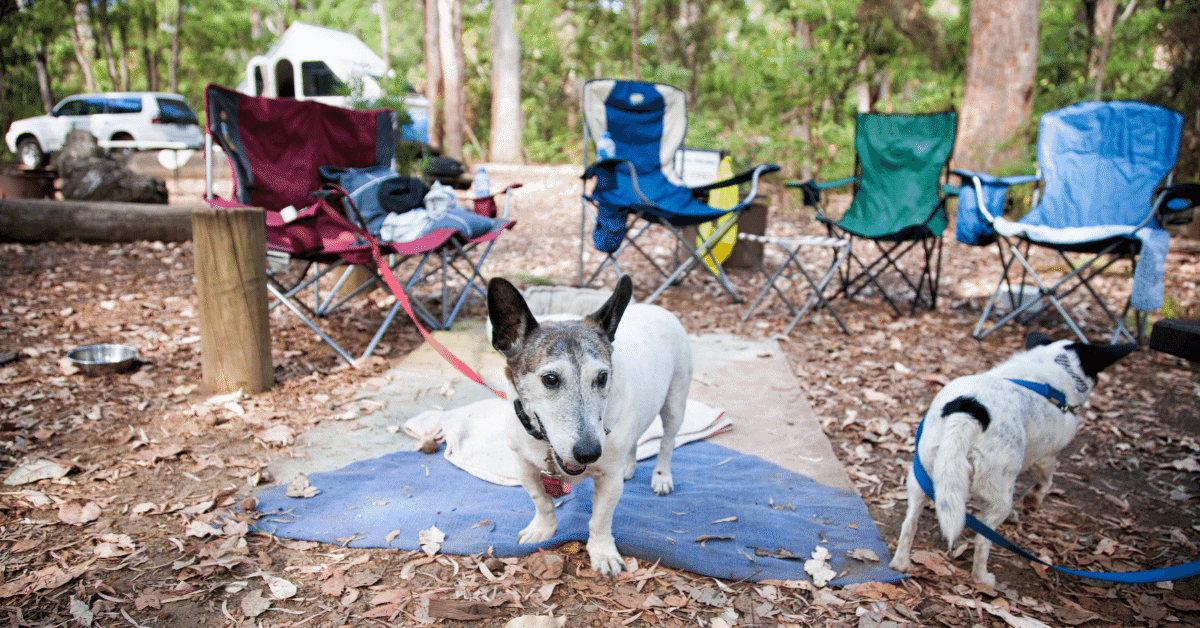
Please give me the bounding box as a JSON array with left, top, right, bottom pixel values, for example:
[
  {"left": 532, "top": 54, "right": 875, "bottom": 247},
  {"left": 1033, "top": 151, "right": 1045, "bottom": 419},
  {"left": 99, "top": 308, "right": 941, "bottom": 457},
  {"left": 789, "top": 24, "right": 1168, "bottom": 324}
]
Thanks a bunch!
[
  {"left": 993, "top": 217, "right": 1169, "bottom": 312},
  {"left": 404, "top": 398, "right": 731, "bottom": 486}
]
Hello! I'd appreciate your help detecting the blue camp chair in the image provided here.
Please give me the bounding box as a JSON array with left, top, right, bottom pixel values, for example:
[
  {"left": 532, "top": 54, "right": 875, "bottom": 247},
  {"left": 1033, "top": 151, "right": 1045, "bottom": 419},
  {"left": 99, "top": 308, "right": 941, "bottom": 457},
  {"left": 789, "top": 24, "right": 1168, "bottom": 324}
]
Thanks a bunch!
[
  {"left": 956, "top": 101, "right": 1199, "bottom": 343},
  {"left": 579, "top": 79, "right": 779, "bottom": 303}
]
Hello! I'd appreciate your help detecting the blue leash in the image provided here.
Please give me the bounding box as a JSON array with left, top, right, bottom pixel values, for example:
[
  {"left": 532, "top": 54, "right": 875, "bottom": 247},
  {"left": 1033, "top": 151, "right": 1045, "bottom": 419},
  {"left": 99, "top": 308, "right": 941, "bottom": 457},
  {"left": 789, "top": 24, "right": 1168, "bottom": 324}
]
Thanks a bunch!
[{"left": 912, "top": 414, "right": 1200, "bottom": 583}]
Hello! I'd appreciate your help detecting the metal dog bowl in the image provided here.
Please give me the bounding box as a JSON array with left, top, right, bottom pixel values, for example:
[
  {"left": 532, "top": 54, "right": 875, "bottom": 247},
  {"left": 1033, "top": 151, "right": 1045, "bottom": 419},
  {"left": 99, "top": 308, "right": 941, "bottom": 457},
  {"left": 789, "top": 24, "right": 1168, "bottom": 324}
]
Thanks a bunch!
[{"left": 66, "top": 344, "right": 139, "bottom": 376}]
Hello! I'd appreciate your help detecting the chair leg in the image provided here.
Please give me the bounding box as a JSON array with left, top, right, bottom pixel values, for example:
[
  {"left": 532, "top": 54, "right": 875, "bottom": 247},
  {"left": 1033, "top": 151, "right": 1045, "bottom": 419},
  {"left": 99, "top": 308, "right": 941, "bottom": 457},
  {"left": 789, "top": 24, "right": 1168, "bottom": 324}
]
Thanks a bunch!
[{"left": 267, "top": 282, "right": 357, "bottom": 364}]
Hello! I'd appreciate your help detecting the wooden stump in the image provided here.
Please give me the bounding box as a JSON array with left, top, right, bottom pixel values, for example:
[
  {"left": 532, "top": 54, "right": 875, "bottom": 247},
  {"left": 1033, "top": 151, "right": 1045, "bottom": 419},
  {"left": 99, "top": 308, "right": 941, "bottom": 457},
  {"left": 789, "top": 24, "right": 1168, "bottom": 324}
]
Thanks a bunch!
[{"left": 193, "top": 207, "right": 273, "bottom": 394}]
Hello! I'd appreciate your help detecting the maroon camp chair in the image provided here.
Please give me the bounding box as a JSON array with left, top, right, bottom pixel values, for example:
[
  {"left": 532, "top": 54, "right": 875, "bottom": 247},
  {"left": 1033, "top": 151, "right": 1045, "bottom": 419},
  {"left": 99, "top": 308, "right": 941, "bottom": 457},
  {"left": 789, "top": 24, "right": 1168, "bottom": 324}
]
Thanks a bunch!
[{"left": 203, "top": 83, "right": 517, "bottom": 364}]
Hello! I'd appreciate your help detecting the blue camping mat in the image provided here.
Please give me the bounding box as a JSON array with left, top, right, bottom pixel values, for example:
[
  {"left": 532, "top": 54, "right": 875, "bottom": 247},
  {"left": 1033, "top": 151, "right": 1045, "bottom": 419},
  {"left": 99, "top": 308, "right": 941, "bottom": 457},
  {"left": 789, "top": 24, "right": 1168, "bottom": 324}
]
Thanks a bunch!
[{"left": 254, "top": 441, "right": 902, "bottom": 586}]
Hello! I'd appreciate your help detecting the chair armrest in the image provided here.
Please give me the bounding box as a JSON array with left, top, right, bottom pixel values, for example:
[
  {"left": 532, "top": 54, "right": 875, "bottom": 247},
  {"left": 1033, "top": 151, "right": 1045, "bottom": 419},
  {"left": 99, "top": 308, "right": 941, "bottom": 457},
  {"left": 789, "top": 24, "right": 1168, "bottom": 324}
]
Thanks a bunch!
[
  {"left": 786, "top": 176, "right": 858, "bottom": 191},
  {"left": 690, "top": 163, "right": 782, "bottom": 193},
  {"left": 1157, "top": 183, "right": 1200, "bottom": 219},
  {"left": 952, "top": 169, "right": 1040, "bottom": 223},
  {"left": 582, "top": 158, "right": 652, "bottom": 204},
  {"left": 783, "top": 176, "right": 857, "bottom": 208}
]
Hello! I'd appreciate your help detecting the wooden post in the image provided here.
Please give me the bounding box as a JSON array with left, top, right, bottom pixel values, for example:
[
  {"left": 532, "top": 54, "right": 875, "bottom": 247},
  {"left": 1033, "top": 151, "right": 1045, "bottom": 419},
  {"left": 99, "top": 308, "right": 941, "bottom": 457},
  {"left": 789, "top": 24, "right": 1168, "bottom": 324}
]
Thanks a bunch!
[{"left": 193, "top": 207, "right": 273, "bottom": 394}]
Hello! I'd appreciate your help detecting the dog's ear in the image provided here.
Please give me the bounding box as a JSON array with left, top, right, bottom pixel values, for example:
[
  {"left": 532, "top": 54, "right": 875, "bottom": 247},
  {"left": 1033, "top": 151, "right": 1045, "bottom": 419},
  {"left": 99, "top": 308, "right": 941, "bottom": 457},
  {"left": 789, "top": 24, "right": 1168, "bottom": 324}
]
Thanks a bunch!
[
  {"left": 1025, "top": 331, "right": 1055, "bottom": 351},
  {"left": 1069, "top": 342, "right": 1138, "bottom": 381},
  {"left": 488, "top": 278, "right": 539, "bottom": 357},
  {"left": 587, "top": 275, "right": 634, "bottom": 342}
]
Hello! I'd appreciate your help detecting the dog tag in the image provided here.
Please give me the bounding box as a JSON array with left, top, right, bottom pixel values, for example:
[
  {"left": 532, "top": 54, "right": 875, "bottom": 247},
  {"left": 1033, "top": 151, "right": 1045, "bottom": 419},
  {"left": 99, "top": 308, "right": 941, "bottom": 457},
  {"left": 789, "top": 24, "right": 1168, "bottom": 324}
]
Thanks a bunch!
[{"left": 541, "top": 476, "right": 571, "bottom": 498}]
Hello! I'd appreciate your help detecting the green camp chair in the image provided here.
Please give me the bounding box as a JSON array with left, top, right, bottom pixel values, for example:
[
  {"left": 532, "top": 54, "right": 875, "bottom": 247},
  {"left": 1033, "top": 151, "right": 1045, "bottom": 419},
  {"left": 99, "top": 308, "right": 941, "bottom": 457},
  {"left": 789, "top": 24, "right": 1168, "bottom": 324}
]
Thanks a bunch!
[{"left": 790, "top": 112, "right": 958, "bottom": 316}]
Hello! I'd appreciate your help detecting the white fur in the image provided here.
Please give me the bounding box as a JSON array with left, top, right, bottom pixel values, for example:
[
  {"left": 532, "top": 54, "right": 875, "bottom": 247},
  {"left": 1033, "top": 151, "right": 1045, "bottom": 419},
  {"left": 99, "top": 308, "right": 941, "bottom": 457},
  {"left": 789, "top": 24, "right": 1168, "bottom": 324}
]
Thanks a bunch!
[
  {"left": 495, "top": 284, "right": 692, "bottom": 577},
  {"left": 889, "top": 337, "right": 1130, "bottom": 586}
]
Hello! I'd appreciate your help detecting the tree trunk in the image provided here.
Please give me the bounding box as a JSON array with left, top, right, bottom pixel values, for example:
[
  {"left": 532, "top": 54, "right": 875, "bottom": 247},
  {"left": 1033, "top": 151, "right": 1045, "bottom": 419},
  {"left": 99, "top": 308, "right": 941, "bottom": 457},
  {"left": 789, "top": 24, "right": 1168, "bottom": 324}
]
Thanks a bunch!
[
  {"left": 0, "top": 199, "right": 197, "bottom": 243},
  {"left": 437, "top": 0, "right": 465, "bottom": 160},
  {"left": 377, "top": 0, "right": 390, "bottom": 71},
  {"left": 628, "top": 0, "right": 641, "bottom": 80},
  {"left": 1087, "top": 0, "right": 1115, "bottom": 99},
  {"left": 96, "top": 0, "right": 119, "bottom": 90},
  {"left": 116, "top": 18, "right": 130, "bottom": 91},
  {"left": 169, "top": 0, "right": 183, "bottom": 93},
  {"left": 952, "top": 0, "right": 1040, "bottom": 172},
  {"left": 71, "top": 2, "right": 98, "bottom": 92},
  {"left": 855, "top": 59, "right": 871, "bottom": 113},
  {"left": 489, "top": 0, "right": 523, "bottom": 163},
  {"left": 33, "top": 47, "right": 53, "bottom": 113},
  {"left": 424, "top": 0, "right": 443, "bottom": 151}
]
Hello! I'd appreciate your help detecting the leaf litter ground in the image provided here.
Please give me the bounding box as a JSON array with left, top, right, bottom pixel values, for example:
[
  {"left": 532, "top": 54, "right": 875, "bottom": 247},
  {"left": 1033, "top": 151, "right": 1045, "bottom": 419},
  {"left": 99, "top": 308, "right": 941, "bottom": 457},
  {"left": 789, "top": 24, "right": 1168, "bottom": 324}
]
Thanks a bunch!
[{"left": 0, "top": 165, "right": 1197, "bottom": 627}]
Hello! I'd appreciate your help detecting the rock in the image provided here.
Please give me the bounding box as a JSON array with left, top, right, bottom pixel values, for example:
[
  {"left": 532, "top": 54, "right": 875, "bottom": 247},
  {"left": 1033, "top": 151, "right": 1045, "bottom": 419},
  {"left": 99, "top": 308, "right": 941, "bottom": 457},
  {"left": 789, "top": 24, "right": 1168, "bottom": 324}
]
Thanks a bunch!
[{"left": 55, "top": 130, "right": 168, "bottom": 204}]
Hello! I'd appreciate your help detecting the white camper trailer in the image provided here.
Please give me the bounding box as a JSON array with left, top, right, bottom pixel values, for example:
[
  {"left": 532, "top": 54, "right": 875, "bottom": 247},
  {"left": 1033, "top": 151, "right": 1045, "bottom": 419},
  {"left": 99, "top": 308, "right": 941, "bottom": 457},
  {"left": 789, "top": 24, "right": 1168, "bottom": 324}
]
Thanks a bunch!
[{"left": 238, "top": 22, "right": 427, "bottom": 143}]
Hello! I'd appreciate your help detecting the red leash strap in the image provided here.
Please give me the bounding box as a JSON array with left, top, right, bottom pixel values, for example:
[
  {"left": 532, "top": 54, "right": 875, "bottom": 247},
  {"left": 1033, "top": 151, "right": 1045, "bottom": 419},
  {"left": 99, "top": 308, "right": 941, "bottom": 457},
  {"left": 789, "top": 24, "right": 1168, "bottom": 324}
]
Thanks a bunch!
[{"left": 367, "top": 241, "right": 508, "bottom": 400}]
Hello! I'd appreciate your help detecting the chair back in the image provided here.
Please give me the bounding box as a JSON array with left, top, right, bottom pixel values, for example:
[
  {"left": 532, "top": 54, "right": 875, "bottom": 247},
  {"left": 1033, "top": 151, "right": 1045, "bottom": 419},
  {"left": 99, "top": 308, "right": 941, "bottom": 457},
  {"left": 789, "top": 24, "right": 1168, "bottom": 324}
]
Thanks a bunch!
[
  {"left": 205, "top": 83, "right": 396, "bottom": 211},
  {"left": 1024, "top": 101, "right": 1183, "bottom": 229},
  {"left": 839, "top": 112, "right": 958, "bottom": 239},
  {"left": 582, "top": 79, "right": 688, "bottom": 186}
]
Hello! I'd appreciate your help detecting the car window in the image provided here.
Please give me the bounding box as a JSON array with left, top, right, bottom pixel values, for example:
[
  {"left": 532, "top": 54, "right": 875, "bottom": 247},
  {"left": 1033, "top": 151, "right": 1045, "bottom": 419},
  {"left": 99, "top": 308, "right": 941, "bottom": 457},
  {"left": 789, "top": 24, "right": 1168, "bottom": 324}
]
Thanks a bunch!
[
  {"left": 80, "top": 97, "right": 107, "bottom": 115},
  {"left": 301, "top": 61, "right": 345, "bottom": 97},
  {"left": 155, "top": 97, "right": 199, "bottom": 124},
  {"left": 106, "top": 97, "right": 143, "bottom": 114},
  {"left": 54, "top": 100, "right": 85, "bottom": 116}
]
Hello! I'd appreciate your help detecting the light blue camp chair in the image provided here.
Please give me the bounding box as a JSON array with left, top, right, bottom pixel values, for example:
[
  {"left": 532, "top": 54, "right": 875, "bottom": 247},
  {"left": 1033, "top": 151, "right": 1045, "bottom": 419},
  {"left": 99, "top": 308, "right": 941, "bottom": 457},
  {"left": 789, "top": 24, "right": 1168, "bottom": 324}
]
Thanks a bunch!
[
  {"left": 955, "top": 101, "right": 1198, "bottom": 343},
  {"left": 579, "top": 79, "right": 779, "bottom": 303}
]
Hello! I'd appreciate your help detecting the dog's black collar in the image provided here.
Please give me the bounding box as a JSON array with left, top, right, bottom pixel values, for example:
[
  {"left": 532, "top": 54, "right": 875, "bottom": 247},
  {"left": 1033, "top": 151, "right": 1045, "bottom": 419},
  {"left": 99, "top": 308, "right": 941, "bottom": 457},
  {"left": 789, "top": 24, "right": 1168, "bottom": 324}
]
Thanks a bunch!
[{"left": 513, "top": 399, "right": 545, "bottom": 440}]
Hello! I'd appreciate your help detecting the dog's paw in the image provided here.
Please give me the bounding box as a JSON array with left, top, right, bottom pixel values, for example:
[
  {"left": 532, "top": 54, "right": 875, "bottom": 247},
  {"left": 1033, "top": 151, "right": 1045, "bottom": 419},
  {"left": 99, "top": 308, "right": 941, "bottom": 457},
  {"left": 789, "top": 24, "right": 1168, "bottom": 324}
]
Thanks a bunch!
[
  {"left": 1020, "top": 492, "right": 1042, "bottom": 514},
  {"left": 889, "top": 555, "right": 911, "bottom": 572},
  {"left": 587, "top": 538, "right": 626, "bottom": 577},
  {"left": 517, "top": 517, "right": 557, "bottom": 544},
  {"left": 651, "top": 470, "right": 674, "bottom": 495},
  {"left": 972, "top": 569, "right": 997, "bottom": 588}
]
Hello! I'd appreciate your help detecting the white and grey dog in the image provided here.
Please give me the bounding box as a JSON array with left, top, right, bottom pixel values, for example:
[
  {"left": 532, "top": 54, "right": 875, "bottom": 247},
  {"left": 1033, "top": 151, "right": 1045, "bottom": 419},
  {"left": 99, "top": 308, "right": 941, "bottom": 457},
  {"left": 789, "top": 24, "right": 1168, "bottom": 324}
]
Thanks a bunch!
[
  {"left": 487, "top": 275, "right": 692, "bottom": 576},
  {"left": 890, "top": 331, "right": 1136, "bottom": 586}
]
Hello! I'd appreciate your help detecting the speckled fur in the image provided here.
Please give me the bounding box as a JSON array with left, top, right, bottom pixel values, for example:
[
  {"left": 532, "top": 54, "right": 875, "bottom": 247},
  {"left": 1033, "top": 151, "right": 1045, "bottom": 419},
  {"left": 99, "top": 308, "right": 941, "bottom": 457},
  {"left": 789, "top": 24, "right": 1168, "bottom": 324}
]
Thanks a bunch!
[
  {"left": 890, "top": 332, "right": 1136, "bottom": 586},
  {"left": 487, "top": 276, "right": 692, "bottom": 577}
]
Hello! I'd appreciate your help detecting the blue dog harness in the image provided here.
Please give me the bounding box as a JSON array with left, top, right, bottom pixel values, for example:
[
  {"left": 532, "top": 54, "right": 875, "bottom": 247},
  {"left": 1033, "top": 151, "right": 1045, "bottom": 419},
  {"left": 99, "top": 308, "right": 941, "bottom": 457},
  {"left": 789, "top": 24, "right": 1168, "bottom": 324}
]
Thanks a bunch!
[
  {"left": 912, "top": 412, "right": 1200, "bottom": 583},
  {"left": 1005, "top": 378, "right": 1070, "bottom": 411}
]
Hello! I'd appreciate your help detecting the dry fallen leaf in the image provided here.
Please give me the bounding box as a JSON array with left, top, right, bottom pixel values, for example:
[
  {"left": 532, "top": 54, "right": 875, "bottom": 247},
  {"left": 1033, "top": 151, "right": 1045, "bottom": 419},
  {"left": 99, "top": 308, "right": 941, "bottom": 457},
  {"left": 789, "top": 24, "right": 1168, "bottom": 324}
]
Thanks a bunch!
[
  {"left": 4, "top": 459, "right": 70, "bottom": 486},
  {"left": 260, "top": 574, "right": 298, "bottom": 599},
  {"left": 257, "top": 424, "right": 296, "bottom": 446},
  {"left": 847, "top": 548, "right": 880, "bottom": 562},
  {"left": 69, "top": 597, "right": 94, "bottom": 627},
  {"left": 804, "top": 545, "right": 836, "bottom": 587},
  {"left": 527, "top": 552, "right": 564, "bottom": 579},
  {"left": 58, "top": 501, "right": 102, "bottom": 525},
  {"left": 910, "top": 549, "right": 956, "bottom": 576},
  {"left": 419, "top": 525, "right": 445, "bottom": 556},
  {"left": 504, "top": 616, "right": 566, "bottom": 628},
  {"left": 241, "top": 589, "right": 271, "bottom": 617},
  {"left": 285, "top": 474, "right": 320, "bottom": 498}
]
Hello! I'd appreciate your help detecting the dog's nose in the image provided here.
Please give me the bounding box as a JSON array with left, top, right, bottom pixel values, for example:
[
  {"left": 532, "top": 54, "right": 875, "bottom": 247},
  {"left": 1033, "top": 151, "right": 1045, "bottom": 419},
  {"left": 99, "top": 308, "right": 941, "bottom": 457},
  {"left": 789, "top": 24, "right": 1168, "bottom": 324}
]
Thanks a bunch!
[{"left": 572, "top": 439, "right": 602, "bottom": 465}]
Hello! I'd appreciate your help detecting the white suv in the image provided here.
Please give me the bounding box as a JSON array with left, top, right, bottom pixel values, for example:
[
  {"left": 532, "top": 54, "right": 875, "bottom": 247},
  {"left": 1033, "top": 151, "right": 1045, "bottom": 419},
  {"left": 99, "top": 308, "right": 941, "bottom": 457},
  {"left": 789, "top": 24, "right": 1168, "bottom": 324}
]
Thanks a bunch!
[{"left": 5, "top": 92, "right": 203, "bottom": 168}]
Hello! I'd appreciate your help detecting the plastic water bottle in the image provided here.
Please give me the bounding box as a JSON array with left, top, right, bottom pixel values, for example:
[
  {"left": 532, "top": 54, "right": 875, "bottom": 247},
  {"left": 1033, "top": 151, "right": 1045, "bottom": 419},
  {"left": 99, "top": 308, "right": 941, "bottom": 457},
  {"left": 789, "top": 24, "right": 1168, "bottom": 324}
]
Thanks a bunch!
[
  {"left": 474, "top": 167, "right": 489, "bottom": 198},
  {"left": 596, "top": 132, "right": 616, "bottom": 159}
]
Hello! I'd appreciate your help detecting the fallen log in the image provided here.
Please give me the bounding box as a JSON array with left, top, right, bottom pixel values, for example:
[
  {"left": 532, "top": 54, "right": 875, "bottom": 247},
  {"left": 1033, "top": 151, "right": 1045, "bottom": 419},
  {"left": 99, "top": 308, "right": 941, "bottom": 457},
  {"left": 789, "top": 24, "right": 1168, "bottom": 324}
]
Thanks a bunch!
[{"left": 0, "top": 198, "right": 199, "bottom": 243}]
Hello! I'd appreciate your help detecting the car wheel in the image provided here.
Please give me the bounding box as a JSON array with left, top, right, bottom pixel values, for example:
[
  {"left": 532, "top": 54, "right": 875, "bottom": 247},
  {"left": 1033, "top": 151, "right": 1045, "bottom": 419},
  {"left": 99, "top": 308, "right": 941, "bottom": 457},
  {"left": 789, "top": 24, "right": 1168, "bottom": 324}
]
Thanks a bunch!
[
  {"left": 109, "top": 133, "right": 135, "bottom": 160},
  {"left": 17, "top": 138, "right": 46, "bottom": 168}
]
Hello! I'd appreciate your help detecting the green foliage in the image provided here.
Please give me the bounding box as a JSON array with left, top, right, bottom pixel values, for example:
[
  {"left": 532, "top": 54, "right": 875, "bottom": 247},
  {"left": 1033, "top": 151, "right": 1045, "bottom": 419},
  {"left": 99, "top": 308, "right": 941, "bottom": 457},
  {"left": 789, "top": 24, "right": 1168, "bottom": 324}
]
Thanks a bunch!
[{"left": 1, "top": 0, "right": 1195, "bottom": 181}]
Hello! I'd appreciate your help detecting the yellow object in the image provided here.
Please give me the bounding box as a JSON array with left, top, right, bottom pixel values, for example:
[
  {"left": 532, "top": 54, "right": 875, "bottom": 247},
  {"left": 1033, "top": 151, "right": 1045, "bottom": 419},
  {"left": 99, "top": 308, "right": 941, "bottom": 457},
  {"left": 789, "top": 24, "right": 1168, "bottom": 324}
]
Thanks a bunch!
[{"left": 697, "top": 156, "right": 739, "bottom": 275}]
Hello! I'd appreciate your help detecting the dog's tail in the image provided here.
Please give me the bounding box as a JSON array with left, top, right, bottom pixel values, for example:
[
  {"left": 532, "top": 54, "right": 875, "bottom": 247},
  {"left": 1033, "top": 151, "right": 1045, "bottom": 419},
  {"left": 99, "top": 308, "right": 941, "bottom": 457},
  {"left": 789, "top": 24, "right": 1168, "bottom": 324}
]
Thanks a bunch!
[{"left": 930, "top": 397, "right": 989, "bottom": 548}]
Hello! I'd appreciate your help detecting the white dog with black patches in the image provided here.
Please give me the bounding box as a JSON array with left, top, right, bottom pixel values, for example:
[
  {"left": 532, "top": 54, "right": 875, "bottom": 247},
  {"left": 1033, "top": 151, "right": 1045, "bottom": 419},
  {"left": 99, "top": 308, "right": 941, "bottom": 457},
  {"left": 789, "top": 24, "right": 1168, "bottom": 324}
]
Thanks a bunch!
[
  {"left": 487, "top": 275, "right": 691, "bottom": 577},
  {"left": 890, "top": 331, "right": 1137, "bottom": 586}
]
